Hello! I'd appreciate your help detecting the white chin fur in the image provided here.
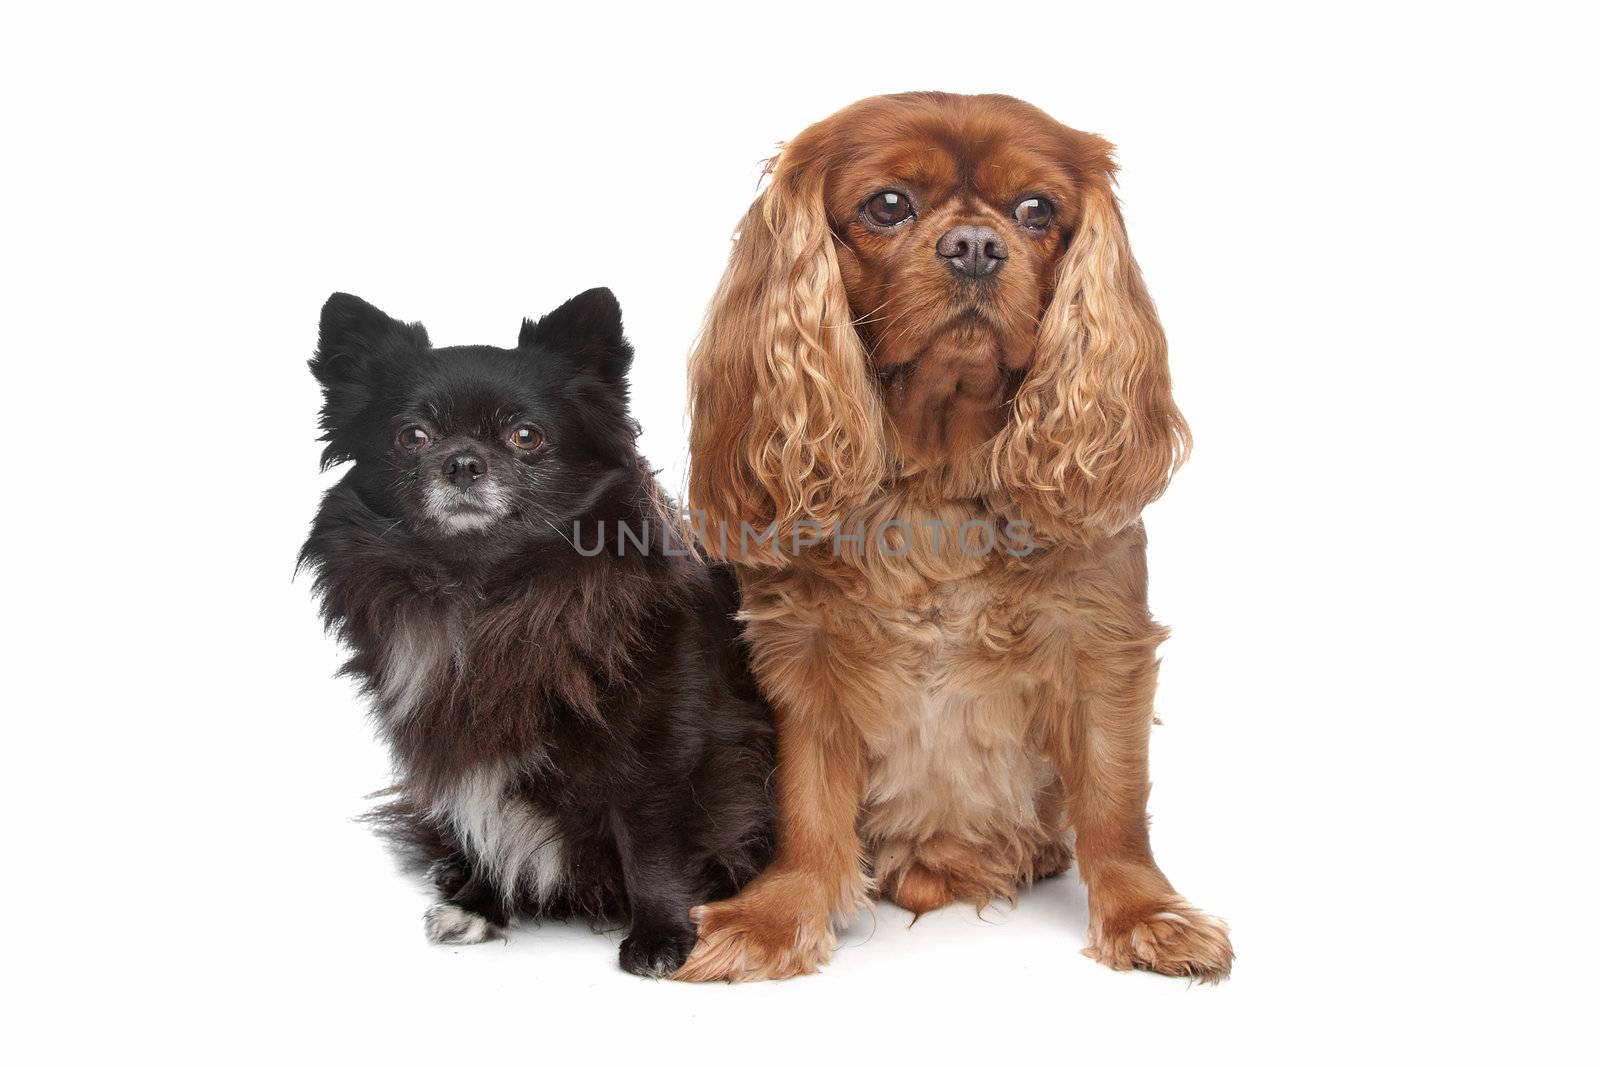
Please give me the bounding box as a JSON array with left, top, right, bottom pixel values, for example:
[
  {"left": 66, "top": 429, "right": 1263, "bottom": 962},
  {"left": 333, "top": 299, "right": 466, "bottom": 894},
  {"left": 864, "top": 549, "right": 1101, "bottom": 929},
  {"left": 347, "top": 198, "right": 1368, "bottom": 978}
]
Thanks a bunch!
[
  {"left": 423, "top": 482, "right": 511, "bottom": 535},
  {"left": 435, "top": 510, "right": 499, "bottom": 534}
]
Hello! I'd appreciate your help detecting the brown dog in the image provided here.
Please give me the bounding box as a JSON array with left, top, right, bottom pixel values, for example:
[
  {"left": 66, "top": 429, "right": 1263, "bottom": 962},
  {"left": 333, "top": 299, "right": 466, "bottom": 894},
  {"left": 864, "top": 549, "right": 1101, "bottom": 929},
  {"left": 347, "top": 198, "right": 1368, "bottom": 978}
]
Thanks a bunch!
[{"left": 676, "top": 92, "right": 1231, "bottom": 982}]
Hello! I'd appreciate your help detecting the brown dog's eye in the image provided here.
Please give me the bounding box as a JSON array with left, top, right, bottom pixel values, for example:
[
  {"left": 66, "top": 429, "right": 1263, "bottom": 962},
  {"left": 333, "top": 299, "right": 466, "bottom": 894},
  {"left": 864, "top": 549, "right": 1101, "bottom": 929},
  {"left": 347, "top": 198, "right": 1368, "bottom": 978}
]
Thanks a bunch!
[
  {"left": 1015, "top": 197, "right": 1055, "bottom": 231},
  {"left": 863, "top": 191, "right": 915, "bottom": 228},
  {"left": 507, "top": 425, "right": 543, "bottom": 450},
  {"left": 397, "top": 426, "right": 431, "bottom": 450}
]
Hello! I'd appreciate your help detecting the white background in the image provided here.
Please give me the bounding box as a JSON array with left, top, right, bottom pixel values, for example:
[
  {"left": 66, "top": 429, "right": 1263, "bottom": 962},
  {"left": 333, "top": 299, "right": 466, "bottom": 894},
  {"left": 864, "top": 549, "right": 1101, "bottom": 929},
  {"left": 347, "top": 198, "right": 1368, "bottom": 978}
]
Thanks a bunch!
[{"left": 5, "top": 2, "right": 1596, "bottom": 1063}]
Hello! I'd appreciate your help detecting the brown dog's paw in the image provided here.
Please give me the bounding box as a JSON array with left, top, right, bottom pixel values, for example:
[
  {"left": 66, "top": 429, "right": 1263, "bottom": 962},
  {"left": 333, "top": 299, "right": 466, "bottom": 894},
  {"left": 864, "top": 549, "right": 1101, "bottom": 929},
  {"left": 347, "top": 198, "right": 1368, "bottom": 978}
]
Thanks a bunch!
[
  {"left": 1032, "top": 840, "right": 1074, "bottom": 882},
  {"left": 672, "top": 884, "right": 838, "bottom": 982},
  {"left": 1086, "top": 899, "right": 1233, "bottom": 983},
  {"left": 886, "top": 863, "right": 955, "bottom": 918}
]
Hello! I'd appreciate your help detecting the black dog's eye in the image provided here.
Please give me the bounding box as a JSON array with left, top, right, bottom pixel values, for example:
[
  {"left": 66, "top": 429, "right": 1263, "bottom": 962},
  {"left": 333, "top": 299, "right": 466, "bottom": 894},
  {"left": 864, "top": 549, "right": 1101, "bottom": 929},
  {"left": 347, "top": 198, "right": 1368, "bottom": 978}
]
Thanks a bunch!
[
  {"left": 862, "top": 190, "right": 915, "bottom": 228},
  {"left": 507, "top": 425, "right": 543, "bottom": 450},
  {"left": 1014, "top": 197, "right": 1055, "bottom": 231},
  {"left": 397, "top": 426, "right": 431, "bottom": 451}
]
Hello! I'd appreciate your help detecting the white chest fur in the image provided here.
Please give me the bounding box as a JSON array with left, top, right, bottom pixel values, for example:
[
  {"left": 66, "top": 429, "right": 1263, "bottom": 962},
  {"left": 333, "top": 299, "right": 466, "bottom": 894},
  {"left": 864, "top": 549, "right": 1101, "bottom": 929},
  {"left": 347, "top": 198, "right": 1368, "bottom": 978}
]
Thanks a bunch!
[
  {"left": 373, "top": 610, "right": 463, "bottom": 724},
  {"left": 434, "top": 762, "right": 568, "bottom": 905},
  {"left": 372, "top": 611, "right": 568, "bottom": 906}
]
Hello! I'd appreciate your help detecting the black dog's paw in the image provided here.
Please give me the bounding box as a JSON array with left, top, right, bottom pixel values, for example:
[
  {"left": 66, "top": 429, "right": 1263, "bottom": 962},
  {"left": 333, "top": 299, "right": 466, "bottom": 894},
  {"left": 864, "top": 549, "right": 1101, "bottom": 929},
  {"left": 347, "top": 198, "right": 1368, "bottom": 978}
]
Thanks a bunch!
[
  {"left": 423, "top": 902, "right": 502, "bottom": 945},
  {"left": 619, "top": 925, "right": 697, "bottom": 978}
]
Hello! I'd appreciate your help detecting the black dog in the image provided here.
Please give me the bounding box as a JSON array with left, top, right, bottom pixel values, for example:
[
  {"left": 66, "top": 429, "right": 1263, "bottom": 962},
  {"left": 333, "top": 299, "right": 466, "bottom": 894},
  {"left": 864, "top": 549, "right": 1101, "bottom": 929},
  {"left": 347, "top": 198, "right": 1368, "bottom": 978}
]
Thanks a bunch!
[{"left": 299, "top": 288, "right": 774, "bottom": 976}]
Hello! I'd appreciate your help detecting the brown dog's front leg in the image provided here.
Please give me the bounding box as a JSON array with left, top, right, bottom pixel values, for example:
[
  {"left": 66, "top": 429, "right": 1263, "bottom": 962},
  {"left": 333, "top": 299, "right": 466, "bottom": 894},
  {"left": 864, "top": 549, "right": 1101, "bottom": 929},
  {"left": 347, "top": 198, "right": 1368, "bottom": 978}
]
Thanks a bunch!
[
  {"left": 1054, "top": 548, "right": 1233, "bottom": 981},
  {"left": 674, "top": 695, "right": 869, "bottom": 982}
]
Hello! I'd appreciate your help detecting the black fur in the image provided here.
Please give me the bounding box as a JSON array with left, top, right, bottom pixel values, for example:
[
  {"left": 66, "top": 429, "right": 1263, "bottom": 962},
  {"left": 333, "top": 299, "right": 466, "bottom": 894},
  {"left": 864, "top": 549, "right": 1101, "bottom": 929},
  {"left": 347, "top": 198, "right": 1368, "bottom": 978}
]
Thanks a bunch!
[{"left": 298, "top": 288, "right": 774, "bottom": 976}]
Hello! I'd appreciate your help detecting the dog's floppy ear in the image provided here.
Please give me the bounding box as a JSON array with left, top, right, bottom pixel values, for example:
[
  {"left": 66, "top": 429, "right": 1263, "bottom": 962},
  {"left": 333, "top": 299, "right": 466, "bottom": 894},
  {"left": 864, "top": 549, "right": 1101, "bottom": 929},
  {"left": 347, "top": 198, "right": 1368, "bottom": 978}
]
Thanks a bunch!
[
  {"left": 686, "top": 148, "right": 888, "bottom": 564},
  {"left": 993, "top": 144, "right": 1190, "bottom": 538},
  {"left": 519, "top": 287, "right": 634, "bottom": 385},
  {"left": 311, "top": 293, "right": 429, "bottom": 468}
]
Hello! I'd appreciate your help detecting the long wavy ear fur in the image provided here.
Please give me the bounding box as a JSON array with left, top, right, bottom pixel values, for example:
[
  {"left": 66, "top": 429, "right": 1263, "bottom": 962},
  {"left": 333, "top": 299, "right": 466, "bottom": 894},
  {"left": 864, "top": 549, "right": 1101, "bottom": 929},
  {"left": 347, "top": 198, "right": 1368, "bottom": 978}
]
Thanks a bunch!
[
  {"left": 994, "top": 172, "right": 1190, "bottom": 538},
  {"left": 687, "top": 153, "right": 887, "bottom": 563}
]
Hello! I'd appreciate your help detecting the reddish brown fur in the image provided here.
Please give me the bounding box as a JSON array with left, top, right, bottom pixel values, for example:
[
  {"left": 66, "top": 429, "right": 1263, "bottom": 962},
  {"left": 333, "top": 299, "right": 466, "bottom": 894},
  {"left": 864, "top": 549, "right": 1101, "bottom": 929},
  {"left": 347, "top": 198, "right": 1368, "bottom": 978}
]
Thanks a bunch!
[
  {"left": 677, "top": 93, "right": 1230, "bottom": 982},
  {"left": 821, "top": 105, "right": 1086, "bottom": 460}
]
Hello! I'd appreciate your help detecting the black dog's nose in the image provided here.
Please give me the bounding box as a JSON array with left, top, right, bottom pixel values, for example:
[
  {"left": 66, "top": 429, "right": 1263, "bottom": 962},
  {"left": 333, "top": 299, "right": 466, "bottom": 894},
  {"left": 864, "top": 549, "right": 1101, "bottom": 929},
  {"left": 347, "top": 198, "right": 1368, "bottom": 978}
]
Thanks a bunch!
[
  {"left": 443, "top": 453, "right": 486, "bottom": 489},
  {"left": 936, "top": 225, "right": 1008, "bottom": 278}
]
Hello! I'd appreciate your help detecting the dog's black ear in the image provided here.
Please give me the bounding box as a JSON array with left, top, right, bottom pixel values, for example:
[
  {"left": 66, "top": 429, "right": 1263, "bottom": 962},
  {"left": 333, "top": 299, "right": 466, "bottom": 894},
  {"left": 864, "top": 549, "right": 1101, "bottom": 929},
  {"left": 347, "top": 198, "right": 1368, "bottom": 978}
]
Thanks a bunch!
[
  {"left": 313, "top": 293, "right": 429, "bottom": 387},
  {"left": 310, "top": 293, "right": 429, "bottom": 468},
  {"left": 518, "top": 287, "right": 633, "bottom": 383}
]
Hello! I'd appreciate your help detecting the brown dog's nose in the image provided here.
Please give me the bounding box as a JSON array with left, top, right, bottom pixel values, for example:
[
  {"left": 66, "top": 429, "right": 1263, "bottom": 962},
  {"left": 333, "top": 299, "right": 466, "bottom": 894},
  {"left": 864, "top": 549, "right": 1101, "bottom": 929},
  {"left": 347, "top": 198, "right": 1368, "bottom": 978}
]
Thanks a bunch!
[{"left": 936, "top": 225, "right": 1008, "bottom": 278}]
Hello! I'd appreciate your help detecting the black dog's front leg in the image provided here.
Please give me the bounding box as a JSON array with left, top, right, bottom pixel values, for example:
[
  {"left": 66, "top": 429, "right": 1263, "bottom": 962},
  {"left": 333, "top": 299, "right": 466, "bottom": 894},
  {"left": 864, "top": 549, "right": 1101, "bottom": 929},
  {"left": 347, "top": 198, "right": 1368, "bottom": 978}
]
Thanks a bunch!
[
  {"left": 610, "top": 805, "right": 702, "bottom": 977},
  {"left": 373, "top": 802, "right": 511, "bottom": 945},
  {"left": 424, "top": 852, "right": 511, "bottom": 945}
]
